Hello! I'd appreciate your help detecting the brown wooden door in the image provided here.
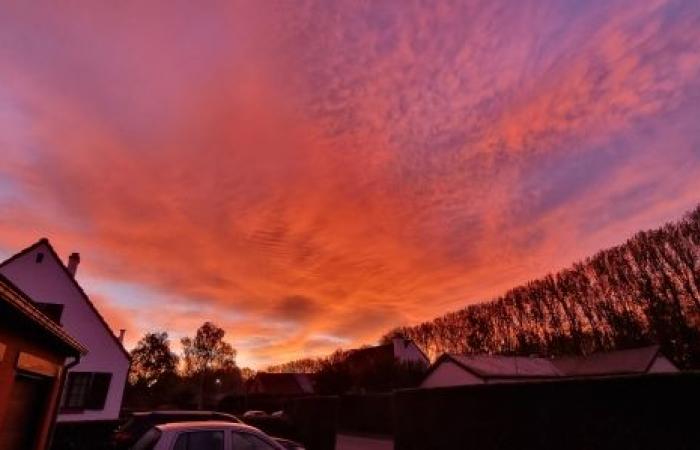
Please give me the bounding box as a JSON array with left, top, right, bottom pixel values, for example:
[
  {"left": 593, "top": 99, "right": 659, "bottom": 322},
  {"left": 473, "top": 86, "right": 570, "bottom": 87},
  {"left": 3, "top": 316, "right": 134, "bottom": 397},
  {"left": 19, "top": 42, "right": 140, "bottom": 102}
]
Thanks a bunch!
[{"left": 0, "top": 373, "right": 51, "bottom": 450}]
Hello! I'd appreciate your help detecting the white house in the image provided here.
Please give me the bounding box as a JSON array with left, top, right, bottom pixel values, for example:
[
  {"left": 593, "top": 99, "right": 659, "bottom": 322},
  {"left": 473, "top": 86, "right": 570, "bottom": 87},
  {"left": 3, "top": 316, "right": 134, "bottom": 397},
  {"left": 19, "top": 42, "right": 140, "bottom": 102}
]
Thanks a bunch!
[
  {"left": 0, "top": 239, "right": 130, "bottom": 423},
  {"left": 345, "top": 337, "right": 430, "bottom": 370},
  {"left": 421, "top": 346, "right": 678, "bottom": 388}
]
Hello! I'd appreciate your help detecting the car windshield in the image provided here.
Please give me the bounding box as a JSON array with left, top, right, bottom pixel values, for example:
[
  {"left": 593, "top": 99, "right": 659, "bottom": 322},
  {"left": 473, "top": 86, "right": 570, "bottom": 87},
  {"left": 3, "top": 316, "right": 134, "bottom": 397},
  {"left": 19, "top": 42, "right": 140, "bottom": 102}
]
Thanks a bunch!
[{"left": 132, "top": 428, "right": 162, "bottom": 450}]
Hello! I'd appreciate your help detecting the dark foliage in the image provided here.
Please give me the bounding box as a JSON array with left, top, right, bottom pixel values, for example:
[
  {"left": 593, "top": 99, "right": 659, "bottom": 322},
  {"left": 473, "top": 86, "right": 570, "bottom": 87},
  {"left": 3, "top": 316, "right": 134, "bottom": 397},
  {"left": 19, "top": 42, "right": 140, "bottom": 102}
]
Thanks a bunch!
[
  {"left": 384, "top": 205, "right": 700, "bottom": 368},
  {"left": 124, "top": 323, "right": 243, "bottom": 411}
]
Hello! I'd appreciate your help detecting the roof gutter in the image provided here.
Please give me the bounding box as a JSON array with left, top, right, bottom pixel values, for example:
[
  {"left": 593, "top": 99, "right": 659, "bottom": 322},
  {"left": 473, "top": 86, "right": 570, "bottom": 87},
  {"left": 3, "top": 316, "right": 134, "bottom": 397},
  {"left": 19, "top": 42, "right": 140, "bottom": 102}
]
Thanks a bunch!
[
  {"left": 46, "top": 355, "right": 82, "bottom": 450},
  {"left": 0, "top": 277, "right": 87, "bottom": 355}
]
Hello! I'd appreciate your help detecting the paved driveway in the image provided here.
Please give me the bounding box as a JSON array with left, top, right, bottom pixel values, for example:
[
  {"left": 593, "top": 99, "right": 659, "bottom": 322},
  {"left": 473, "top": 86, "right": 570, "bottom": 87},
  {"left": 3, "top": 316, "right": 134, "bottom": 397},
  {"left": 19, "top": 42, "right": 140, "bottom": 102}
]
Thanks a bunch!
[{"left": 336, "top": 434, "right": 393, "bottom": 450}]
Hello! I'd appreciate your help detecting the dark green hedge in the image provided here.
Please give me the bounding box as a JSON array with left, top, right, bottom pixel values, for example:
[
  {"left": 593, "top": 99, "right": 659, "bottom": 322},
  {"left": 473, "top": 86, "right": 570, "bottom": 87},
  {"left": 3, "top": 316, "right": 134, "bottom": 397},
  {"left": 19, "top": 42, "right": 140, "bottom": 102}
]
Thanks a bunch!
[{"left": 394, "top": 373, "right": 700, "bottom": 450}]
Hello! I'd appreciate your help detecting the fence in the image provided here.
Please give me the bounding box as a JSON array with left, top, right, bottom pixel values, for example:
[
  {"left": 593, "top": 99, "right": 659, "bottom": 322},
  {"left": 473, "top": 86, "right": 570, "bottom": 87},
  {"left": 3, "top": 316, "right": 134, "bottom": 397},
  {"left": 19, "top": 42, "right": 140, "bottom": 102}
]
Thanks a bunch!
[
  {"left": 338, "top": 393, "right": 393, "bottom": 435},
  {"left": 218, "top": 394, "right": 338, "bottom": 450},
  {"left": 394, "top": 373, "right": 700, "bottom": 450}
]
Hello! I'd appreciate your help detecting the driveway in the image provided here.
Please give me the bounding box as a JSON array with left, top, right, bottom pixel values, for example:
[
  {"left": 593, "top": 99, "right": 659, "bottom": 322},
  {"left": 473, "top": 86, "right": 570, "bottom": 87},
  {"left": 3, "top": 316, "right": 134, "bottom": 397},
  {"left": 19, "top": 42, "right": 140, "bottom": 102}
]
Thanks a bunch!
[{"left": 336, "top": 433, "right": 393, "bottom": 450}]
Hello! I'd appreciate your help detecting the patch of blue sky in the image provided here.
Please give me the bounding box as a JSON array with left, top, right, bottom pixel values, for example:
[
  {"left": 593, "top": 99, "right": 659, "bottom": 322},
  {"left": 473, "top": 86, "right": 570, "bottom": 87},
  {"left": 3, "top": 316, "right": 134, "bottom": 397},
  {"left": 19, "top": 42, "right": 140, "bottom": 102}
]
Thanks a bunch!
[{"left": 83, "top": 277, "right": 170, "bottom": 309}]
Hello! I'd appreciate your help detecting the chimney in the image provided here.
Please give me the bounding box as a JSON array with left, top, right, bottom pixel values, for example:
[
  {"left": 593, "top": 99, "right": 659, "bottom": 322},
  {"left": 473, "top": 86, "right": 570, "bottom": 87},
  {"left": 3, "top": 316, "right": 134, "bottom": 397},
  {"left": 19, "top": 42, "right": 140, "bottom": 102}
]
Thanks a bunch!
[
  {"left": 118, "top": 329, "right": 126, "bottom": 343},
  {"left": 67, "top": 252, "right": 80, "bottom": 277}
]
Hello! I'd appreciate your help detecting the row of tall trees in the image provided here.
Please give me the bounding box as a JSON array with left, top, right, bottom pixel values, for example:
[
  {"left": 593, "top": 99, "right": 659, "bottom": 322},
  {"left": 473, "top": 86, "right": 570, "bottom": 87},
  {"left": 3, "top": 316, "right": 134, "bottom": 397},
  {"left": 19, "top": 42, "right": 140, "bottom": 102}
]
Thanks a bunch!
[
  {"left": 126, "top": 321, "right": 246, "bottom": 410},
  {"left": 383, "top": 205, "right": 700, "bottom": 368},
  {"left": 128, "top": 204, "right": 700, "bottom": 407},
  {"left": 268, "top": 348, "right": 426, "bottom": 394}
]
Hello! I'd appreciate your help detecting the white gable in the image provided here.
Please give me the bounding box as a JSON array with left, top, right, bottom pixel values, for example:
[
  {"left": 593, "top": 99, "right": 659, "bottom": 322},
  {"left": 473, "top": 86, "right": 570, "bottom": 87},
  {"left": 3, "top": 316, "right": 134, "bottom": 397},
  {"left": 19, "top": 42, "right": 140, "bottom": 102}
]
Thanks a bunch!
[
  {"left": 648, "top": 355, "right": 679, "bottom": 373},
  {"left": 0, "top": 240, "right": 129, "bottom": 422},
  {"left": 392, "top": 338, "right": 430, "bottom": 366},
  {"left": 421, "top": 360, "right": 484, "bottom": 388}
]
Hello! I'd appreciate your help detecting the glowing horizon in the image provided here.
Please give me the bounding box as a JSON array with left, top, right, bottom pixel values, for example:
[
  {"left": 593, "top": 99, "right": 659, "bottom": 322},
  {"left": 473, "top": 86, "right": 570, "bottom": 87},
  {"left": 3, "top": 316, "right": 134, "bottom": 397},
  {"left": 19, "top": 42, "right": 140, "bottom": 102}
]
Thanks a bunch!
[{"left": 1, "top": 1, "right": 699, "bottom": 368}]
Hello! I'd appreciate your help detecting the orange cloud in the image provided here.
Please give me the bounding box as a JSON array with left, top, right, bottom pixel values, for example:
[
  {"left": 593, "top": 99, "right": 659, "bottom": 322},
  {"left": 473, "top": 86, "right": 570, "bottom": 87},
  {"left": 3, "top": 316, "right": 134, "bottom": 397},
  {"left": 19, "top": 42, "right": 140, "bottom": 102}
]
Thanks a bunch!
[{"left": 0, "top": 0, "right": 699, "bottom": 367}]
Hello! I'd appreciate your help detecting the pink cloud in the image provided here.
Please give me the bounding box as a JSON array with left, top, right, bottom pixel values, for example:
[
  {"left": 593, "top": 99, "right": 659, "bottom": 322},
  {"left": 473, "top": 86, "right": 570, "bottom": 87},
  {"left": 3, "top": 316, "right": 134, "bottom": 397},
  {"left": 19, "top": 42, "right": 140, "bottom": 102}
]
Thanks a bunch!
[{"left": 0, "top": 0, "right": 699, "bottom": 367}]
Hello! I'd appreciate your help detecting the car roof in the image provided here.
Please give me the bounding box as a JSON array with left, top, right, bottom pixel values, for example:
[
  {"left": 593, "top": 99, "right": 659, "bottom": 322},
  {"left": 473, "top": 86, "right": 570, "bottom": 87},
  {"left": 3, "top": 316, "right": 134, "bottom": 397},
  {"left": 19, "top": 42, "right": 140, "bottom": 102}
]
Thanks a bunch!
[
  {"left": 156, "top": 421, "right": 258, "bottom": 432},
  {"left": 134, "top": 410, "right": 234, "bottom": 416}
]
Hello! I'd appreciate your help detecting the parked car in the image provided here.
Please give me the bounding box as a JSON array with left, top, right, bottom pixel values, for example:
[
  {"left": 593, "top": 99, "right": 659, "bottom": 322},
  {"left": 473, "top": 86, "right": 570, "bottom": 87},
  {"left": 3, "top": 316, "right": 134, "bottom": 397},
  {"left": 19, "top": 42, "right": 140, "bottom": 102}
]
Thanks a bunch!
[
  {"left": 112, "top": 411, "right": 242, "bottom": 449},
  {"left": 242, "top": 410, "right": 268, "bottom": 419},
  {"left": 272, "top": 437, "right": 306, "bottom": 450},
  {"left": 131, "top": 421, "right": 305, "bottom": 450}
]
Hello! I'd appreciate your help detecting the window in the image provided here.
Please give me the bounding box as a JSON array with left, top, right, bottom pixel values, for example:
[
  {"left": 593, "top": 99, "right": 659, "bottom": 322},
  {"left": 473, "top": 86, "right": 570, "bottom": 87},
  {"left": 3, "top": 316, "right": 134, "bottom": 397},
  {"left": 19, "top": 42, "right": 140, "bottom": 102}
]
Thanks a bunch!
[
  {"left": 62, "top": 372, "right": 112, "bottom": 410},
  {"left": 35, "top": 252, "right": 44, "bottom": 263},
  {"left": 35, "top": 302, "right": 64, "bottom": 323},
  {"left": 173, "top": 431, "right": 224, "bottom": 450},
  {"left": 86, "top": 372, "right": 112, "bottom": 409},
  {"left": 231, "top": 432, "right": 278, "bottom": 450},
  {"left": 63, "top": 372, "right": 91, "bottom": 409}
]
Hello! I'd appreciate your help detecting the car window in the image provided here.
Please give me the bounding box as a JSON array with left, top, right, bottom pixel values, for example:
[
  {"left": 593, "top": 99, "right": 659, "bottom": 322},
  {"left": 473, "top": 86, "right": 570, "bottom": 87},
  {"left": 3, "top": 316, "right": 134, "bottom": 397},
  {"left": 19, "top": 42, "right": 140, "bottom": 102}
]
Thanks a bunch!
[
  {"left": 173, "top": 431, "right": 224, "bottom": 450},
  {"left": 131, "top": 428, "right": 162, "bottom": 450},
  {"left": 231, "top": 432, "right": 278, "bottom": 450}
]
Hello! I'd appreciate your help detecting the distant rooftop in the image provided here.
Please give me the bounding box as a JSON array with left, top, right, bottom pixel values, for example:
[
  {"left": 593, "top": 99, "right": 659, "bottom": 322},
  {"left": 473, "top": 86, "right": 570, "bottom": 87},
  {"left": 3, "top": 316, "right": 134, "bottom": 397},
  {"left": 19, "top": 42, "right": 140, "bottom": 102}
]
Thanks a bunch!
[{"left": 439, "top": 346, "right": 669, "bottom": 380}]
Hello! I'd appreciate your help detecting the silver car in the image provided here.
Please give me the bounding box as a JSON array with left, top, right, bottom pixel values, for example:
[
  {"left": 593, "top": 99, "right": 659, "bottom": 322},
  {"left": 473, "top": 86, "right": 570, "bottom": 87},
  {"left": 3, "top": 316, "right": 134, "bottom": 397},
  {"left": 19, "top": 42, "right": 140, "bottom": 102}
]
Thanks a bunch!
[{"left": 131, "top": 421, "right": 304, "bottom": 450}]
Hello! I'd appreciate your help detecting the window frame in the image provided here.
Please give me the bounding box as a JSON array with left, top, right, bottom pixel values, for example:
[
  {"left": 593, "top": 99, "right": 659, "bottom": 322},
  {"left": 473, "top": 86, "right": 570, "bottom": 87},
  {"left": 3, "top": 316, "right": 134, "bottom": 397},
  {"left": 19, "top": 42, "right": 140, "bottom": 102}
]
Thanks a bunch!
[{"left": 61, "top": 371, "right": 113, "bottom": 412}]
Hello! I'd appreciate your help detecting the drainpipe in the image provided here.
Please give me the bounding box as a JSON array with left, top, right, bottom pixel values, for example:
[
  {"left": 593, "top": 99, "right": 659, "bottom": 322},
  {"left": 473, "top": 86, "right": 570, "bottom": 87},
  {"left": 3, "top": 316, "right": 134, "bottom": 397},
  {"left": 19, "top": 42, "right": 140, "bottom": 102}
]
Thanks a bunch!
[{"left": 45, "top": 355, "right": 81, "bottom": 450}]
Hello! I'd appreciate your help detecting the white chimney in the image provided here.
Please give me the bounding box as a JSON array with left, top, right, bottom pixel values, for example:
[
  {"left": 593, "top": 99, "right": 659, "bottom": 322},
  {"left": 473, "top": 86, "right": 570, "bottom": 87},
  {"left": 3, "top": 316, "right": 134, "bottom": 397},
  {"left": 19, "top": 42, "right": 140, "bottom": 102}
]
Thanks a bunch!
[
  {"left": 67, "top": 252, "right": 80, "bottom": 277},
  {"left": 118, "top": 329, "right": 126, "bottom": 343}
]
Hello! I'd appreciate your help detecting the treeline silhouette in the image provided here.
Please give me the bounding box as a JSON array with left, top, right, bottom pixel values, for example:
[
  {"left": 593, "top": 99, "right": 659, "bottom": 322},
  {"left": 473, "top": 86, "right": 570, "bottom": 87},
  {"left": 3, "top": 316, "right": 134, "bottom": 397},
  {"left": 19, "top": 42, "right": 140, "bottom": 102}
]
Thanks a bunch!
[
  {"left": 384, "top": 205, "right": 700, "bottom": 368},
  {"left": 270, "top": 205, "right": 700, "bottom": 373}
]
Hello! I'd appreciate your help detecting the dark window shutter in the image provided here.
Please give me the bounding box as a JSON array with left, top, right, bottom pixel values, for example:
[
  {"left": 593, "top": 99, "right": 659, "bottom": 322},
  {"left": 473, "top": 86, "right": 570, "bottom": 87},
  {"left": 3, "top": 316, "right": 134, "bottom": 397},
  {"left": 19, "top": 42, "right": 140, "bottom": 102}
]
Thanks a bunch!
[{"left": 85, "top": 372, "right": 112, "bottom": 409}]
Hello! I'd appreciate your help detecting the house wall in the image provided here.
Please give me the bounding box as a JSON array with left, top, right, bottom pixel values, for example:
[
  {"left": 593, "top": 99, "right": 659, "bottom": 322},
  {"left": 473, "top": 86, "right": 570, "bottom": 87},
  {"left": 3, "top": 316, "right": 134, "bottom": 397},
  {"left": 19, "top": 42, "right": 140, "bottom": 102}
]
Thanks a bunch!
[
  {"left": 648, "top": 356, "right": 679, "bottom": 373},
  {"left": 421, "top": 361, "right": 484, "bottom": 388},
  {"left": 0, "top": 310, "right": 69, "bottom": 450},
  {"left": 393, "top": 339, "right": 429, "bottom": 366},
  {"left": 0, "top": 242, "right": 129, "bottom": 422}
]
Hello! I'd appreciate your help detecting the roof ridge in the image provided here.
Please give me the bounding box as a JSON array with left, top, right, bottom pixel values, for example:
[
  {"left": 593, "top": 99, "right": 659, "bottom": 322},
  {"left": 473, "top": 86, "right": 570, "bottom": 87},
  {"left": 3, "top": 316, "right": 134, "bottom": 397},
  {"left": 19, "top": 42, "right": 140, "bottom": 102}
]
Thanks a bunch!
[
  {"left": 0, "top": 238, "right": 130, "bottom": 361},
  {"left": 0, "top": 273, "right": 87, "bottom": 355}
]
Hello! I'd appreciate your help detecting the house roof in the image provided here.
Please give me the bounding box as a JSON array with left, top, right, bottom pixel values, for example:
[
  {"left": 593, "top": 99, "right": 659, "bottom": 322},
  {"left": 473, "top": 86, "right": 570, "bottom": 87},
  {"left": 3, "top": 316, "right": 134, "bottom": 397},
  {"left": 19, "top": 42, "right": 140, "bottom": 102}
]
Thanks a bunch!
[
  {"left": 0, "top": 273, "right": 87, "bottom": 356},
  {"left": 552, "top": 346, "right": 663, "bottom": 376},
  {"left": 442, "top": 354, "right": 563, "bottom": 380},
  {"left": 345, "top": 344, "right": 395, "bottom": 366},
  {"left": 0, "top": 238, "right": 130, "bottom": 361},
  {"left": 251, "top": 372, "right": 314, "bottom": 395},
  {"left": 427, "top": 346, "right": 671, "bottom": 383}
]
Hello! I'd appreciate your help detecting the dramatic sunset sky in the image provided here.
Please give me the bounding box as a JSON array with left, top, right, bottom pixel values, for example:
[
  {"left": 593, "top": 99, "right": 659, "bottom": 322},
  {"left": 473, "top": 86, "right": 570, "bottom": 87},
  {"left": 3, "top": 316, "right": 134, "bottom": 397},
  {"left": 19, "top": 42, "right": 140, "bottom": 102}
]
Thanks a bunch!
[{"left": 1, "top": 1, "right": 699, "bottom": 368}]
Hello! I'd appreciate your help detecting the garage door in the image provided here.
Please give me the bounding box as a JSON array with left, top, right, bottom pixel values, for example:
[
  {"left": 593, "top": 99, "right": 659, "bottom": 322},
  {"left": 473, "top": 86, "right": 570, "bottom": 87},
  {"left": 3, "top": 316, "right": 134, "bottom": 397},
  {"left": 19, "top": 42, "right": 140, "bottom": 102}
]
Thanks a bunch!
[{"left": 0, "top": 373, "right": 51, "bottom": 450}]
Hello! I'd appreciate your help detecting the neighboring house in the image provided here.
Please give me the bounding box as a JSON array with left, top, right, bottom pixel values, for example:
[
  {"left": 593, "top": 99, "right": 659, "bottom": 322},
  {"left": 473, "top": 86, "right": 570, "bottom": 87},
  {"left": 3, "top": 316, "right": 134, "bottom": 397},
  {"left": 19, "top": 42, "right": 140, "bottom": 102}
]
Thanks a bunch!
[
  {"left": 0, "top": 274, "right": 87, "bottom": 450},
  {"left": 421, "top": 346, "right": 678, "bottom": 388},
  {"left": 0, "top": 239, "right": 130, "bottom": 423},
  {"left": 345, "top": 338, "right": 430, "bottom": 371},
  {"left": 247, "top": 372, "right": 315, "bottom": 395}
]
